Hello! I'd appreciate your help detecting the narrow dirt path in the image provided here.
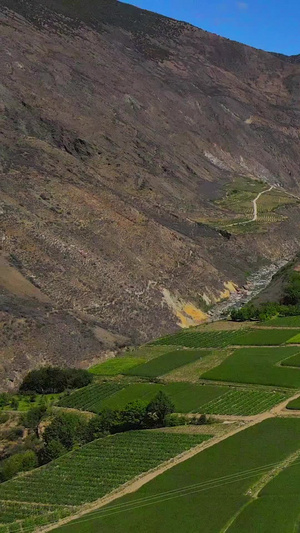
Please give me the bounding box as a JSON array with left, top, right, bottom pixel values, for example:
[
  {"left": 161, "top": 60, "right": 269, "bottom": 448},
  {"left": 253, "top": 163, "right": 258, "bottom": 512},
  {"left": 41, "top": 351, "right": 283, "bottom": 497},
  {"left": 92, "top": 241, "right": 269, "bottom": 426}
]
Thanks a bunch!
[
  {"left": 39, "top": 391, "right": 300, "bottom": 533},
  {"left": 226, "top": 185, "right": 274, "bottom": 228}
]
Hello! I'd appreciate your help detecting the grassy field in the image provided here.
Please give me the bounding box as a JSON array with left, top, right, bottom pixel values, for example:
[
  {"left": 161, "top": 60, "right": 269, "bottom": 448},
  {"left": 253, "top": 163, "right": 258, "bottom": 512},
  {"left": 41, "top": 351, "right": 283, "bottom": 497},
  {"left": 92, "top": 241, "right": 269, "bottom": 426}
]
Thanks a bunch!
[
  {"left": 78, "top": 383, "right": 227, "bottom": 413},
  {"left": 287, "top": 332, "right": 300, "bottom": 344},
  {"left": 198, "top": 389, "right": 288, "bottom": 416},
  {"left": 0, "top": 431, "right": 209, "bottom": 532},
  {"left": 151, "top": 330, "right": 247, "bottom": 348},
  {"left": 88, "top": 357, "right": 145, "bottom": 376},
  {"left": 59, "top": 383, "right": 125, "bottom": 412},
  {"left": 124, "top": 350, "right": 211, "bottom": 378},
  {"left": 228, "top": 456, "right": 300, "bottom": 532},
  {"left": 280, "top": 351, "right": 300, "bottom": 367},
  {"left": 286, "top": 395, "right": 300, "bottom": 410},
  {"left": 263, "top": 315, "right": 300, "bottom": 327},
  {"left": 231, "top": 329, "right": 298, "bottom": 346},
  {"left": 201, "top": 346, "right": 300, "bottom": 388},
  {"left": 53, "top": 418, "right": 300, "bottom": 533}
]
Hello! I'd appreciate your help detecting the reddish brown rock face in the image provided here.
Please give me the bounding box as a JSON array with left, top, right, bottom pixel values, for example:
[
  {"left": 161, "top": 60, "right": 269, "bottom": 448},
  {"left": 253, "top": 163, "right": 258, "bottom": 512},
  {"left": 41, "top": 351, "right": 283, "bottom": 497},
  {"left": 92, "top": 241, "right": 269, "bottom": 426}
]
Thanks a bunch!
[{"left": 1, "top": 0, "right": 300, "bottom": 387}]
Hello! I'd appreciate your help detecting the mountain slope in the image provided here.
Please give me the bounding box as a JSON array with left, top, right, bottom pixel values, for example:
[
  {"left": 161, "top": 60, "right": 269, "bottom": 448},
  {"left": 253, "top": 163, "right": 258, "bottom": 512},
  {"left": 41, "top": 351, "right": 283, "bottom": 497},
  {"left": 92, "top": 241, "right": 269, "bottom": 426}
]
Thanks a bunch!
[{"left": 1, "top": 0, "right": 300, "bottom": 388}]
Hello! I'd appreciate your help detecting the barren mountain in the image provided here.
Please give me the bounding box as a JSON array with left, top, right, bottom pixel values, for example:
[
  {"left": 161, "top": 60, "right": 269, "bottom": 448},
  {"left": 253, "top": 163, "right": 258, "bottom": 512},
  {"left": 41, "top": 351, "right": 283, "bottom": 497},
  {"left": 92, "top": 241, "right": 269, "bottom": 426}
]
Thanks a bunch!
[{"left": 1, "top": 0, "right": 300, "bottom": 388}]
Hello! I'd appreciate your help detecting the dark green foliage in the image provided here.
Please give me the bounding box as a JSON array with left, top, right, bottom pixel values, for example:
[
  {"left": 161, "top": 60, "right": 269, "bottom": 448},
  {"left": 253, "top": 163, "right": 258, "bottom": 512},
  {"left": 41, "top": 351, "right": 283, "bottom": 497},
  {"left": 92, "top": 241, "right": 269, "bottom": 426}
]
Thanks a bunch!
[
  {"left": 20, "top": 367, "right": 93, "bottom": 394},
  {"left": 164, "top": 413, "right": 188, "bottom": 427},
  {"left": 6, "top": 427, "right": 24, "bottom": 440},
  {"left": 283, "top": 271, "right": 300, "bottom": 305},
  {"left": 43, "top": 412, "right": 87, "bottom": 450},
  {"left": 0, "top": 450, "right": 38, "bottom": 481},
  {"left": 0, "top": 393, "right": 10, "bottom": 408},
  {"left": 146, "top": 391, "right": 175, "bottom": 427},
  {"left": 39, "top": 440, "right": 67, "bottom": 465},
  {"left": 22, "top": 406, "right": 47, "bottom": 434},
  {"left": 10, "top": 398, "right": 19, "bottom": 410},
  {"left": 0, "top": 413, "right": 9, "bottom": 424}
]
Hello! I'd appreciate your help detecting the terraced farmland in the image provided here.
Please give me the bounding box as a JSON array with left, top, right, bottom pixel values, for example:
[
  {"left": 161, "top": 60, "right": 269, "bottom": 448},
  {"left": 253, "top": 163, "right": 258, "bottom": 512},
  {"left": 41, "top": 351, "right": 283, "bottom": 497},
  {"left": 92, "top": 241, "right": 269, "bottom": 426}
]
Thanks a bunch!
[
  {"left": 0, "top": 432, "right": 209, "bottom": 532},
  {"left": 280, "top": 352, "right": 300, "bottom": 367},
  {"left": 287, "top": 332, "right": 300, "bottom": 344},
  {"left": 88, "top": 357, "right": 145, "bottom": 376},
  {"left": 202, "top": 346, "right": 300, "bottom": 388},
  {"left": 124, "top": 349, "right": 211, "bottom": 378},
  {"left": 198, "top": 389, "right": 288, "bottom": 416},
  {"left": 53, "top": 419, "right": 300, "bottom": 533},
  {"left": 151, "top": 330, "right": 247, "bottom": 348},
  {"left": 59, "top": 383, "right": 125, "bottom": 412}
]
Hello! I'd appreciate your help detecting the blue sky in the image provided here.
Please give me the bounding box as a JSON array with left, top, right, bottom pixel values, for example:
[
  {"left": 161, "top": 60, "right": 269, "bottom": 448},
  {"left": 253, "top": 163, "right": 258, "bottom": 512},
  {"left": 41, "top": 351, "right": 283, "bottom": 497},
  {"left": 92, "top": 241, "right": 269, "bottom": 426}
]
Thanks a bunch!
[{"left": 121, "top": 0, "right": 300, "bottom": 56}]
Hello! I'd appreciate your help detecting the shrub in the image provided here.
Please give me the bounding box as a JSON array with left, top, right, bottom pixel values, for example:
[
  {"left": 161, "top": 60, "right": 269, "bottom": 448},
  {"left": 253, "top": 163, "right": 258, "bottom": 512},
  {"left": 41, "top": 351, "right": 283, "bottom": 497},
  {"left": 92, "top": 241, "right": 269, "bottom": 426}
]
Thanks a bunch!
[
  {"left": 164, "top": 413, "right": 188, "bottom": 427},
  {"left": 20, "top": 367, "right": 93, "bottom": 394},
  {"left": 0, "top": 450, "right": 38, "bottom": 481},
  {"left": 22, "top": 406, "right": 47, "bottom": 433},
  {"left": 39, "top": 439, "right": 67, "bottom": 465},
  {"left": 146, "top": 391, "right": 175, "bottom": 427},
  {"left": 0, "top": 413, "right": 9, "bottom": 424}
]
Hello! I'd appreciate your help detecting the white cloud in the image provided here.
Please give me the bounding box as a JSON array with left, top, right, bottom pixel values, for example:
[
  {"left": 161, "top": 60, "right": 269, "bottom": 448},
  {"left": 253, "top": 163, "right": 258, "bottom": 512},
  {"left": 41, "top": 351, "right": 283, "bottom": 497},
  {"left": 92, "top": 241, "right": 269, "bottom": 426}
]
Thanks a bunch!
[{"left": 237, "top": 1, "right": 248, "bottom": 10}]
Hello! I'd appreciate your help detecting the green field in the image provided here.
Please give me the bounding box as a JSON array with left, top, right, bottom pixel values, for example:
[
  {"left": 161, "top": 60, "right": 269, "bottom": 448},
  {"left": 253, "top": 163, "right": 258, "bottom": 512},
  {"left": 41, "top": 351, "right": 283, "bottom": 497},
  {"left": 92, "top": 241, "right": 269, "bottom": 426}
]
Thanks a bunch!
[
  {"left": 151, "top": 330, "right": 247, "bottom": 348},
  {"left": 280, "top": 352, "right": 300, "bottom": 367},
  {"left": 59, "top": 383, "right": 125, "bottom": 412},
  {"left": 231, "top": 329, "right": 298, "bottom": 346},
  {"left": 198, "top": 389, "right": 288, "bottom": 416},
  {"left": 287, "top": 332, "right": 300, "bottom": 344},
  {"left": 286, "top": 395, "right": 300, "bottom": 410},
  {"left": 201, "top": 346, "right": 300, "bottom": 388},
  {"left": 264, "top": 315, "right": 300, "bottom": 327},
  {"left": 0, "top": 431, "right": 209, "bottom": 532},
  {"left": 124, "top": 350, "right": 211, "bottom": 378},
  {"left": 97, "top": 383, "right": 227, "bottom": 413},
  {"left": 88, "top": 357, "right": 145, "bottom": 376},
  {"left": 228, "top": 457, "right": 300, "bottom": 532},
  {"left": 53, "top": 418, "right": 300, "bottom": 533}
]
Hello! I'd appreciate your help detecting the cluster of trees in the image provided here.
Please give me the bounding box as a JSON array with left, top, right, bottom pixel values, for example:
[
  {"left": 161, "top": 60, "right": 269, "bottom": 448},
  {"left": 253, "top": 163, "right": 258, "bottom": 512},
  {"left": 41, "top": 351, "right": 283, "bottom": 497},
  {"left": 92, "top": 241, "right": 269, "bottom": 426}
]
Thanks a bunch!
[
  {"left": 20, "top": 367, "right": 93, "bottom": 394},
  {"left": 0, "top": 393, "right": 19, "bottom": 410},
  {"left": 231, "top": 271, "right": 300, "bottom": 322}
]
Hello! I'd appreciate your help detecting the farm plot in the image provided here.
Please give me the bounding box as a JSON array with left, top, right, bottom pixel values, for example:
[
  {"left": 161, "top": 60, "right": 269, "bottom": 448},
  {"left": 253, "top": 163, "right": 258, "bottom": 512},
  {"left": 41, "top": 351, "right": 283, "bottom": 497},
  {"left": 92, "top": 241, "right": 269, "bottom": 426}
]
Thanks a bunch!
[
  {"left": 151, "top": 330, "right": 247, "bottom": 348},
  {"left": 59, "top": 383, "right": 125, "bottom": 413},
  {"left": 287, "top": 332, "right": 300, "bottom": 344},
  {"left": 263, "top": 315, "right": 300, "bottom": 327},
  {"left": 286, "top": 395, "right": 300, "bottom": 410},
  {"left": 88, "top": 357, "right": 145, "bottom": 376},
  {"left": 198, "top": 389, "right": 288, "bottom": 416},
  {"left": 0, "top": 502, "right": 72, "bottom": 533},
  {"left": 0, "top": 432, "right": 209, "bottom": 532},
  {"left": 97, "top": 382, "right": 227, "bottom": 413},
  {"left": 53, "top": 418, "right": 300, "bottom": 533},
  {"left": 230, "top": 328, "right": 299, "bottom": 346},
  {"left": 124, "top": 350, "right": 211, "bottom": 378},
  {"left": 280, "top": 352, "right": 300, "bottom": 367},
  {"left": 227, "top": 457, "right": 300, "bottom": 532},
  {"left": 201, "top": 346, "right": 300, "bottom": 388}
]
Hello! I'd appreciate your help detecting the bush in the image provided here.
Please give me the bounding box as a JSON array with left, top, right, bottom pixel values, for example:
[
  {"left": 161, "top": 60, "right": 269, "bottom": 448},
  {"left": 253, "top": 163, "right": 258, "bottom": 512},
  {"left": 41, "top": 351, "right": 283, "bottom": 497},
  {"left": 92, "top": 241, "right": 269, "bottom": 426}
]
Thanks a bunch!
[
  {"left": 164, "top": 413, "right": 188, "bottom": 427},
  {"left": 0, "top": 413, "right": 9, "bottom": 424},
  {"left": 0, "top": 393, "right": 10, "bottom": 408},
  {"left": 20, "top": 367, "right": 93, "bottom": 394},
  {"left": 0, "top": 450, "right": 38, "bottom": 481},
  {"left": 6, "top": 427, "right": 24, "bottom": 440},
  {"left": 22, "top": 406, "right": 47, "bottom": 433}
]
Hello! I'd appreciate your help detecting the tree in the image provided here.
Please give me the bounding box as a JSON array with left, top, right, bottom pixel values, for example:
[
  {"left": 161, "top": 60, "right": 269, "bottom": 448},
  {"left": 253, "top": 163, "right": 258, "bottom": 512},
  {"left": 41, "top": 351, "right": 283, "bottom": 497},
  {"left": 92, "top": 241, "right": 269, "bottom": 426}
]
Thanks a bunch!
[
  {"left": 0, "top": 450, "right": 38, "bottom": 481},
  {"left": 146, "top": 391, "right": 175, "bottom": 427},
  {"left": 39, "top": 440, "right": 67, "bottom": 465},
  {"left": 114, "top": 401, "right": 147, "bottom": 433},
  {"left": 22, "top": 406, "right": 47, "bottom": 435},
  {"left": 43, "top": 412, "right": 87, "bottom": 450},
  {"left": 20, "top": 367, "right": 93, "bottom": 394}
]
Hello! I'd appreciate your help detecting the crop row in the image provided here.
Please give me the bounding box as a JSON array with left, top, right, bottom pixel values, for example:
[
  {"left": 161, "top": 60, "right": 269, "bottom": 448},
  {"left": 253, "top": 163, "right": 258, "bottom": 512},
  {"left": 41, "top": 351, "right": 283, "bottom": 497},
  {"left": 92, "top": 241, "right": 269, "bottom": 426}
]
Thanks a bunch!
[
  {"left": 197, "top": 389, "right": 287, "bottom": 416},
  {"left": 59, "top": 383, "right": 125, "bottom": 412},
  {"left": 0, "top": 432, "right": 209, "bottom": 508},
  {"left": 151, "top": 330, "right": 247, "bottom": 348}
]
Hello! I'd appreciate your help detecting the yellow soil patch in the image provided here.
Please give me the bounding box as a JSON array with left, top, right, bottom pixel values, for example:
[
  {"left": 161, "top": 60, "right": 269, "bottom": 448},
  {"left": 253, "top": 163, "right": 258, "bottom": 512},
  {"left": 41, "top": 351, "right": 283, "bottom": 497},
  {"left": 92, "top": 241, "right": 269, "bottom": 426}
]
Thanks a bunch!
[
  {"left": 162, "top": 288, "right": 208, "bottom": 328},
  {"left": 0, "top": 255, "right": 49, "bottom": 302},
  {"left": 218, "top": 280, "right": 238, "bottom": 301}
]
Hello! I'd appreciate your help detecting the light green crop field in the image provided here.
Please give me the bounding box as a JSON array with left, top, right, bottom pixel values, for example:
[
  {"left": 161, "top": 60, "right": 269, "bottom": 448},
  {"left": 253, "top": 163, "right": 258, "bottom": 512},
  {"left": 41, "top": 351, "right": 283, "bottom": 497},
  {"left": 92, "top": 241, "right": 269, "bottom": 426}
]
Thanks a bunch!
[
  {"left": 53, "top": 418, "right": 300, "bottom": 533},
  {"left": 124, "top": 350, "right": 211, "bottom": 378},
  {"left": 150, "top": 330, "right": 247, "bottom": 348},
  {"left": 59, "top": 383, "right": 125, "bottom": 412},
  {"left": 201, "top": 346, "right": 300, "bottom": 388},
  {"left": 231, "top": 329, "right": 299, "bottom": 346},
  {"left": 0, "top": 431, "right": 209, "bottom": 532},
  {"left": 88, "top": 357, "right": 145, "bottom": 375},
  {"left": 227, "top": 457, "right": 300, "bottom": 532},
  {"left": 287, "top": 333, "right": 300, "bottom": 344},
  {"left": 263, "top": 315, "right": 300, "bottom": 327}
]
